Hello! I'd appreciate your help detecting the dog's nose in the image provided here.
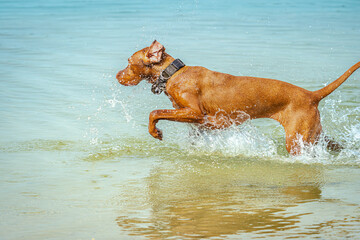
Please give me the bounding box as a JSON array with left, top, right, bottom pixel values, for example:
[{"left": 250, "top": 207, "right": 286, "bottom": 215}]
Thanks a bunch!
[
  {"left": 116, "top": 69, "right": 136, "bottom": 86},
  {"left": 116, "top": 70, "right": 124, "bottom": 81}
]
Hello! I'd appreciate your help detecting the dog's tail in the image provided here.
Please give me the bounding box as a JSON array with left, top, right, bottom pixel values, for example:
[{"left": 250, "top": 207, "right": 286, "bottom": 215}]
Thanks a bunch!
[{"left": 312, "top": 61, "right": 360, "bottom": 102}]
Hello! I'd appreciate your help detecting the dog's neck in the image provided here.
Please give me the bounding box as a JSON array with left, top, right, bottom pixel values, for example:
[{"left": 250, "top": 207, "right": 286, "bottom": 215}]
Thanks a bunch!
[
  {"left": 148, "top": 54, "right": 175, "bottom": 84},
  {"left": 151, "top": 57, "right": 185, "bottom": 95}
]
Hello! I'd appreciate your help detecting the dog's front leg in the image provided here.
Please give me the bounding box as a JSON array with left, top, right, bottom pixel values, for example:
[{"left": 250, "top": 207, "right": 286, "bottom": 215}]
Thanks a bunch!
[{"left": 148, "top": 108, "right": 204, "bottom": 140}]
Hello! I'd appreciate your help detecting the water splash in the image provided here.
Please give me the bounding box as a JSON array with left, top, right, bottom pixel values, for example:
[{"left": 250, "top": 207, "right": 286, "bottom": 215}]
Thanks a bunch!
[{"left": 180, "top": 122, "right": 278, "bottom": 159}]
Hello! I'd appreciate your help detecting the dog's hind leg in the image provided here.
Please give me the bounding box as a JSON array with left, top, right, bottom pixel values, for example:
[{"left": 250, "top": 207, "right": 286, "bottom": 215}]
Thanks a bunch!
[
  {"left": 324, "top": 136, "right": 344, "bottom": 151},
  {"left": 282, "top": 108, "right": 323, "bottom": 155}
]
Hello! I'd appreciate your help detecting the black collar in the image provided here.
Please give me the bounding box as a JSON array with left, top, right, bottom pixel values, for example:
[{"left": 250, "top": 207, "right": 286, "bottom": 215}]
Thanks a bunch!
[{"left": 151, "top": 59, "right": 185, "bottom": 94}]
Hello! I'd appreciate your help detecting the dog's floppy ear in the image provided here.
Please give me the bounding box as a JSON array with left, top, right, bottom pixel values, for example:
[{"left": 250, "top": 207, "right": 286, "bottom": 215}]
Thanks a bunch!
[{"left": 145, "top": 40, "right": 165, "bottom": 64}]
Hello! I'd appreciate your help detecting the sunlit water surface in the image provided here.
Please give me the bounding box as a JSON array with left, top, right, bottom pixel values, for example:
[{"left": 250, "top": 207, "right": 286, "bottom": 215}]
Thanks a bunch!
[{"left": 0, "top": 0, "right": 360, "bottom": 239}]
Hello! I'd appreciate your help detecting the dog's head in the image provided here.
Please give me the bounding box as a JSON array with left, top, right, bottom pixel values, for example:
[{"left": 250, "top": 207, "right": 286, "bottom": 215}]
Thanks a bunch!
[{"left": 116, "top": 40, "right": 166, "bottom": 86}]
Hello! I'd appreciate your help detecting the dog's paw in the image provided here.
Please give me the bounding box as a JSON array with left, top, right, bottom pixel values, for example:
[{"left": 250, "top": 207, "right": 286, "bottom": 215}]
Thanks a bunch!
[{"left": 150, "top": 128, "right": 163, "bottom": 140}]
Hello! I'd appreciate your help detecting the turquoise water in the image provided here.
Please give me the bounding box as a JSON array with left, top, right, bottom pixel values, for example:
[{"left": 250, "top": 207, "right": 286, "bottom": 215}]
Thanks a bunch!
[{"left": 1, "top": 0, "right": 360, "bottom": 239}]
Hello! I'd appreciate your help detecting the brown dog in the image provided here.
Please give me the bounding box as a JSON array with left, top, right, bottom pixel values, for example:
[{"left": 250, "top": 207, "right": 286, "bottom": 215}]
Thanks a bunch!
[{"left": 116, "top": 40, "right": 359, "bottom": 155}]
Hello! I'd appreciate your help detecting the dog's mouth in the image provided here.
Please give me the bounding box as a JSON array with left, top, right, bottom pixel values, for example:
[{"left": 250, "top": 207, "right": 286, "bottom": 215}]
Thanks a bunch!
[
  {"left": 116, "top": 70, "right": 141, "bottom": 86},
  {"left": 117, "top": 78, "right": 141, "bottom": 86}
]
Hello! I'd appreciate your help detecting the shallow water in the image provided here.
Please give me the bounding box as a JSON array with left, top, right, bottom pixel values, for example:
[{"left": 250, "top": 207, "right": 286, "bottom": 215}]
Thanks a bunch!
[{"left": 0, "top": 0, "right": 360, "bottom": 239}]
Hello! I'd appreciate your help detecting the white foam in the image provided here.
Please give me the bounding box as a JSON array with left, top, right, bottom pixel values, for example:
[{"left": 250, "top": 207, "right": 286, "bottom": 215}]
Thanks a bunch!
[{"left": 182, "top": 122, "right": 278, "bottom": 158}]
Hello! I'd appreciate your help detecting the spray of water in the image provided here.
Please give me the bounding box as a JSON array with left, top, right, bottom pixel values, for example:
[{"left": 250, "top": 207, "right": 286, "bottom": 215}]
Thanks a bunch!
[{"left": 180, "top": 122, "right": 278, "bottom": 159}]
